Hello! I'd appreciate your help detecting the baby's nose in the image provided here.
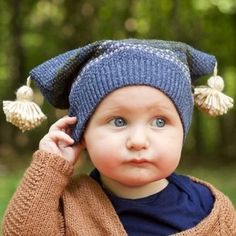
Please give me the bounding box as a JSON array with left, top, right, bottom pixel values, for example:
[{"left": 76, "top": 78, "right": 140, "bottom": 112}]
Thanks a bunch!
[{"left": 126, "top": 126, "right": 149, "bottom": 151}]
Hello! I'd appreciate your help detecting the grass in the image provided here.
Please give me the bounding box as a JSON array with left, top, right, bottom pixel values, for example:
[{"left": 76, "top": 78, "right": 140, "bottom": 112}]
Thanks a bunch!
[
  {"left": 0, "top": 163, "right": 236, "bottom": 228},
  {"left": 0, "top": 171, "right": 24, "bottom": 224}
]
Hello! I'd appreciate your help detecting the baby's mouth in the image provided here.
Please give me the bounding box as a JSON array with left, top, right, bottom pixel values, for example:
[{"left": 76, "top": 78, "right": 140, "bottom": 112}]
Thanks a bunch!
[{"left": 128, "top": 158, "right": 151, "bottom": 166}]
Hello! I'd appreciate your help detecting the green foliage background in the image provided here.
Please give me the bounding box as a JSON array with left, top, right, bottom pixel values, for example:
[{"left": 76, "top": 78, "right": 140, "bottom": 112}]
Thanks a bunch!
[{"left": 0, "top": 0, "right": 236, "bottom": 223}]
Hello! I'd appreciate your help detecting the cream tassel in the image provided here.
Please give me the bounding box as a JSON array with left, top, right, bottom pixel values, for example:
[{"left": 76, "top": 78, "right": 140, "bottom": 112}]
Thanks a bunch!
[
  {"left": 194, "top": 63, "right": 234, "bottom": 116},
  {"left": 3, "top": 77, "right": 47, "bottom": 132}
]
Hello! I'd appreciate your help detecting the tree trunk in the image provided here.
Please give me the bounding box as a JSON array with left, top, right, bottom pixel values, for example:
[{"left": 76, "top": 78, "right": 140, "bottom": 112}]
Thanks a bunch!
[{"left": 3, "top": 0, "right": 25, "bottom": 151}]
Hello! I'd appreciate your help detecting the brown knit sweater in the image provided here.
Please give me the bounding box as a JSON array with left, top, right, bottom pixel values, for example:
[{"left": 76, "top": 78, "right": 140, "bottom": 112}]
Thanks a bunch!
[{"left": 2, "top": 151, "right": 236, "bottom": 236}]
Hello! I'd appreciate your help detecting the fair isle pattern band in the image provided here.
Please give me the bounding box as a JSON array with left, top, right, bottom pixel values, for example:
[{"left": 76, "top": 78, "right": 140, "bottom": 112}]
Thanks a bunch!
[{"left": 72, "top": 42, "right": 190, "bottom": 90}]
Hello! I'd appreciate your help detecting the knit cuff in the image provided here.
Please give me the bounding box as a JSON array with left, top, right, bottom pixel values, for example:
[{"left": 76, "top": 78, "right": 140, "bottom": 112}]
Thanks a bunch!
[{"left": 33, "top": 150, "right": 74, "bottom": 176}]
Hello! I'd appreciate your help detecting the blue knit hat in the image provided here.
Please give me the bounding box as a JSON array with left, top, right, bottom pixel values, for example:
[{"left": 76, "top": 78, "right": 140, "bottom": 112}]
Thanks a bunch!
[{"left": 29, "top": 39, "right": 216, "bottom": 142}]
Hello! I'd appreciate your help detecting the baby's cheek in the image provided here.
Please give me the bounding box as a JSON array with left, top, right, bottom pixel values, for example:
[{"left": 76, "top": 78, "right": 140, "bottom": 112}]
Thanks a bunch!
[
  {"left": 166, "top": 153, "right": 181, "bottom": 170},
  {"left": 88, "top": 143, "right": 111, "bottom": 163},
  {"left": 157, "top": 146, "right": 181, "bottom": 170}
]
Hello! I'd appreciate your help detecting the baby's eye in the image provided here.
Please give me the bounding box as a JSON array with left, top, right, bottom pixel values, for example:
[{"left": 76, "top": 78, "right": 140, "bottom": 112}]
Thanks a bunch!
[
  {"left": 151, "top": 118, "right": 166, "bottom": 128},
  {"left": 109, "top": 117, "right": 127, "bottom": 127}
]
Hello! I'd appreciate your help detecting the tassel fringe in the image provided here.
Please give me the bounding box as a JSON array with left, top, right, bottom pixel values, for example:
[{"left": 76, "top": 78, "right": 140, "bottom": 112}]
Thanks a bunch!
[
  {"left": 2, "top": 77, "right": 47, "bottom": 132},
  {"left": 194, "top": 63, "right": 234, "bottom": 116}
]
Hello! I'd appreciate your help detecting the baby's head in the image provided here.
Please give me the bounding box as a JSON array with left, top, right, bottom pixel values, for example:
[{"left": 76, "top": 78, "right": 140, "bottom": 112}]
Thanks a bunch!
[{"left": 30, "top": 39, "right": 216, "bottom": 141}]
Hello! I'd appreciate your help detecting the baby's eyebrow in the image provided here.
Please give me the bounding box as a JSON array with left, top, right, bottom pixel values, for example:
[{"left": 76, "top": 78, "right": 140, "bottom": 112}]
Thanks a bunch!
[
  {"left": 103, "top": 103, "right": 172, "bottom": 114},
  {"left": 147, "top": 104, "right": 172, "bottom": 112}
]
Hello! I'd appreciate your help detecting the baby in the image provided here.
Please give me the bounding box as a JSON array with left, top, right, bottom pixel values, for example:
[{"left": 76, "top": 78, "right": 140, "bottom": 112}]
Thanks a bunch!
[{"left": 3, "top": 39, "right": 236, "bottom": 235}]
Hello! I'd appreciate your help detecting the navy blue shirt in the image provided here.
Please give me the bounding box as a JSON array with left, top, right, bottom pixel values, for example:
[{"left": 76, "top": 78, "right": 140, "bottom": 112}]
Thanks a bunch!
[{"left": 90, "top": 169, "right": 214, "bottom": 235}]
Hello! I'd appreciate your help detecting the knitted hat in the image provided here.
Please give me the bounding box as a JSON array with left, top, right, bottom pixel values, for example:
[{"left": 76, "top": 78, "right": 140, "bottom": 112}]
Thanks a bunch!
[{"left": 3, "top": 39, "right": 234, "bottom": 141}]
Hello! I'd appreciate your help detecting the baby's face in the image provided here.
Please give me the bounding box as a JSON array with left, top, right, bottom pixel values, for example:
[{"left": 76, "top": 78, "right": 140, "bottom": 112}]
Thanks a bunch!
[{"left": 84, "top": 86, "right": 183, "bottom": 188}]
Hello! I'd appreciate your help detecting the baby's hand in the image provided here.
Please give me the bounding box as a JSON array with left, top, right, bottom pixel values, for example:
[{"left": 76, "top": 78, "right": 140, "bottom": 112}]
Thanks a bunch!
[{"left": 39, "top": 116, "right": 84, "bottom": 165}]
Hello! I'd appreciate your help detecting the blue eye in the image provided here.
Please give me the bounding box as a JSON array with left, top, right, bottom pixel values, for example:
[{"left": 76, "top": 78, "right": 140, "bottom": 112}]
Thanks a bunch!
[
  {"left": 109, "top": 117, "right": 127, "bottom": 127},
  {"left": 151, "top": 118, "right": 166, "bottom": 127}
]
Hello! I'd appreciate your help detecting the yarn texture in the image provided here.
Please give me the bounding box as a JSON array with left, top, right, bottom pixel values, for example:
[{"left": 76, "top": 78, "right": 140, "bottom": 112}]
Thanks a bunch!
[
  {"left": 30, "top": 39, "right": 216, "bottom": 141},
  {"left": 2, "top": 151, "right": 236, "bottom": 235},
  {"left": 2, "top": 78, "right": 46, "bottom": 131},
  {"left": 3, "top": 39, "right": 233, "bottom": 136}
]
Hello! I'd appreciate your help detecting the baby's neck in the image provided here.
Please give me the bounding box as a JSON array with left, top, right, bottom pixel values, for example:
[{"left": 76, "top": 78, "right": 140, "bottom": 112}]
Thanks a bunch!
[{"left": 100, "top": 175, "right": 169, "bottom": 199}]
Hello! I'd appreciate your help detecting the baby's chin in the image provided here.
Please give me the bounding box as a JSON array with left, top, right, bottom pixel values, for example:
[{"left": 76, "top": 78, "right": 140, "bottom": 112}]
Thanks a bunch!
[{"left": 117, "top": 176, "right": 165, "bottom": 188}]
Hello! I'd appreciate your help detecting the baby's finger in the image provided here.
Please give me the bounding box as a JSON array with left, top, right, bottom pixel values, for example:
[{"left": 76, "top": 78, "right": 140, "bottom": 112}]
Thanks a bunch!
[
  {"left": 39, "top": 131, "right": 75, "bottom": 155},
  {"left": 43, "top": 130, "right": 75, "bottom": 145},
  {"left": 49, "top": 116, "right": 77, "bottom": 132}
]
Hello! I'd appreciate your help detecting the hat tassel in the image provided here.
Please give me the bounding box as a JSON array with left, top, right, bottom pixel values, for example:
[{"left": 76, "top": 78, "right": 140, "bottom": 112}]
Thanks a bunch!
[
  {"left": 3, "top": 77, "right": 47, "bottom": 132},
  {"left": 194, "top": 63, "right": 234, "bottom": 116}
]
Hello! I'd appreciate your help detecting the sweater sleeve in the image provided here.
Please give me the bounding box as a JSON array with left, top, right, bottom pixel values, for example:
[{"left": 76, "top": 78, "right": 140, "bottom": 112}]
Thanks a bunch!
[{"left": 2, "top": 150, "right": 74, "bottom": 236}]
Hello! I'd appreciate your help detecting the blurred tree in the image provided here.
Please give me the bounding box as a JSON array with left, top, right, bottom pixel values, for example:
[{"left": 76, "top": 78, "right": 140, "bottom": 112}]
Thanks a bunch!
[
  {"left": 0, "top": 0, "right": 25, "bottom": 150},
  {"left": 0, "top": 0, "right": 235, "bottom": 164}
]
